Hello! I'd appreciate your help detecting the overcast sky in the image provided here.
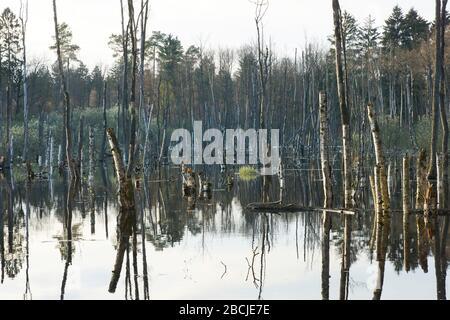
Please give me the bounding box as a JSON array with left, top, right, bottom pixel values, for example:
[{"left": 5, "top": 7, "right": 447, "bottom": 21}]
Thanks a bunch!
[{"left": 0, "top": 0, "right": 436, "bottom": 70}]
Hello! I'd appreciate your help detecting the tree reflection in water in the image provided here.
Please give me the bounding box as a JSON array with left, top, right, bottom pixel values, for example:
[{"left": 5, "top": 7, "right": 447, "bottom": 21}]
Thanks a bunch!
[{"left": 0, "top": 161, "right": 448, "bottom": 300}]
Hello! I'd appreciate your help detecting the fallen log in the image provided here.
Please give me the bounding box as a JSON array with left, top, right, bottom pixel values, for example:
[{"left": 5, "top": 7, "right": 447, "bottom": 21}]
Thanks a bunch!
[
  {"left": 245, "top": 203, "right": 450, "bottom": 216},
  {"left": 246, "top": 203, "right": 356, "bottom": 215}
]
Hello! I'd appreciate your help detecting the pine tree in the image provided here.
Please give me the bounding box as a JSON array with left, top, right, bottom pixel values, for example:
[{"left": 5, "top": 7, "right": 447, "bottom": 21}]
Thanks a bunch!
[
  {"left": 49, "top": 22, "right": 80, "bottom": 68},
  {"left": 403, "top": 8, "right": 430, "bottom": 49},
  {"left": 0, "top": 8, "right": 22, "bottom": 87},
  {"left": 382, "top": 5, "right": 405, "bottom": 50},
  {"left": 358, "top": 15, "right": 380, "bottom": 57}
]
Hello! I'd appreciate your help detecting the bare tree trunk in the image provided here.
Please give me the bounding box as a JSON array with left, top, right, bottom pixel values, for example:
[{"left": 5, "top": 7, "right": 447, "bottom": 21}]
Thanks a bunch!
[
  {"left": 367, "top": 103, "right": 391, "bottom": 256},
  {"left": 20, "top": 1, "right": 29, "bottom": 163},
  {"left": 373, "top": 166, "right": 383, "bottom": 260},
  {"left": 416, "top": 149, "right": 430, "bottom": 272},
  {"left": 369, "top": 175, "right": 377, "bottom": 251},
  {"left": 332, "top": 0, "right": 352, "bottom": 209},
  {"left": 5, "top": 87, "right": 11, "bottom": 168},
  {"left": 319, "top": 92, "right": 333, "bottom": 209},
  {"left": 77, "top": 115, "right": 84, "bottom": 174},
  {"left": 427, "top": 0, "right": 443, "bottom": 217},
  {"left": 53, "top": 0, "right": 77, "bottom": 179},
  {"left": 106, "top": 128, "right": 136, "bottom": 293},
  {"left": 439, "top": 0, "right": 449, "bottom": 211},
  {"left": 120, "top": 0, "right": 130, "bottom": 162},
  {"left": 319, "top": 91, "right": 332, "bottom": 300},
  {"left": 402, "top": 154, "right": 411, "bottom": 272},
  {"left": 101, "top": 82, "right": 108, "bottom": 162},
  {"left": 127, "top": 0, "right": 138, "bottom": 178},
  {"left": 88, "top": 126, "right": 95, "bottom": 188},
  {"left": 137, "top": 0, "right": 149, "bottom": 171}
]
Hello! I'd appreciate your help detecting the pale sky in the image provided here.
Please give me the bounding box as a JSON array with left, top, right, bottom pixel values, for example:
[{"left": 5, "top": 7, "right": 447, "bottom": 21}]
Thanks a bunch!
[{"left": 0, "top": 0, "right": 436, "bottom": 70}]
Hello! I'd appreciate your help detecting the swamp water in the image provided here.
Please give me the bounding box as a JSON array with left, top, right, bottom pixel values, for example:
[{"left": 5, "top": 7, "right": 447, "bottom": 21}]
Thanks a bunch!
[{"left": 0, "top": 161, "right": 448, "bottom": 300}]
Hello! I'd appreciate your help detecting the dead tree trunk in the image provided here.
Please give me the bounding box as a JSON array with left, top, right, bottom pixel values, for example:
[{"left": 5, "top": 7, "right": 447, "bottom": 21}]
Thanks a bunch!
[
  {"left": 120, "top": 0, "right": 130, "bottom": 162},
  {"left": 416, "top": 149, "right": 430, "bottom": 272},
  {"left": 77, "top": 116, "right": 84, "bottom": 175},
  {"left": 53, "top": 0, "right": 77, "bottom": 179},
  {"left": 369, "top": 175, "right": 377, "bottom": 251},
  {"left": 319, "top": 92, "right": 333, "bottom": 209},
  {"left": 367, "top": 103, "right": 391, "bottom": 257},
  {"left": 332, "top": 0, "right": 352, "bottom": 209},
  {"left": 426, "top": 0, "right": 443, "bottom": 233},
  {"left": 139, "top": 0, "right": 149, "bottom": 140},
  {"left": 402, "top": 154, "right": 411, "bottom": 272},
  {"left": 127, "top": 0, "right": 138, "bottom": 178},
  {"left": 101, "top": 82, "right": 108, "bottom": 162},
  {"left": 374, "top": 166, "right": 383, "bottom": 260},
  {"left": 88, "top": 126, "right": 95, "bottom": 188},
  {"left": 20, "top": 1, "right": 29, "bottom": 163},
  {"left": 439, "top": 0, "right": 449, "bottom": 211},
  {"left": 106, "top": 128, "right": 136, "bottom": 293},
  {"left": 319, "top": 91, "right": 332, "bottom": 300}
]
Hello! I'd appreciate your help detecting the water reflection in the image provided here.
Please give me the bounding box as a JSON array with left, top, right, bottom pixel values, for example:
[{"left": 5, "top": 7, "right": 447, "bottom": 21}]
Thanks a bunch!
[{"left": 0, "top": 161, "right": 448, "bottom": 300}]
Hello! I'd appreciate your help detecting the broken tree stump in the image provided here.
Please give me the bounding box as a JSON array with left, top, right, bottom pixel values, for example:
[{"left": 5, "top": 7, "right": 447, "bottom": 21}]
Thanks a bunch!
[{"left": 106, "top": 128, "right": 136, "bottom": 293}]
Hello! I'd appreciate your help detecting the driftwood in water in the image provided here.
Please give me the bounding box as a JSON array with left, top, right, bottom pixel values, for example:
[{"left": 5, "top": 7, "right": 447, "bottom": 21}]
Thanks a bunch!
[
  {"left": 106, "top": 128, "right": 136, "bottom": 293},
  {"left": 246, "top": 202, "right": 355, "bottom": 215}
]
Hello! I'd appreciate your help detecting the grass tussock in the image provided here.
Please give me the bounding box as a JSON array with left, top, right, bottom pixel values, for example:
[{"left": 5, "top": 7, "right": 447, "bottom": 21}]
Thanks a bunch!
[{"left": 239, "top": 166, "right": 259, "bottom": 181}]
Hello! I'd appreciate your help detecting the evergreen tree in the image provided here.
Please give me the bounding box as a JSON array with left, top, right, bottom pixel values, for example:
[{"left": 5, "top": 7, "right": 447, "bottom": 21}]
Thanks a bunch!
[
  {"left": 328, "top": 11, "right": 359, "bottom": 53},
  {"left": 358, "top": 15, "right": 380, "bottom": 57},
  {"left": 403, "top": 8, "right": 429, "bottom": 49},
  {"left": 0, "top": 8, "right": 22, "bottom": 87},
  {"left": 49, "top": 22, "right": 80, "bottom": 68},
  {"left": 382, "top": 5, "right": 405, "bottom": 50},
  {"left": 342, "top": 11, "right": 359, "bottom": 51}
]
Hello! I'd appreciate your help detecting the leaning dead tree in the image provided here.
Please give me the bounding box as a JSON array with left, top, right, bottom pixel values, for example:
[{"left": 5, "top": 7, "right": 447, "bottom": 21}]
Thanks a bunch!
[{"left": 52, "top": 0, "right": 77, "bottom": 179}]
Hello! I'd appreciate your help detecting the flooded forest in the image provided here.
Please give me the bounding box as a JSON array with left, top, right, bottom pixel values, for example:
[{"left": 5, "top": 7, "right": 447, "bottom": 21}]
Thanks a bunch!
[{"left": 0, "top": 0, "right": 449, "bottom": 300}]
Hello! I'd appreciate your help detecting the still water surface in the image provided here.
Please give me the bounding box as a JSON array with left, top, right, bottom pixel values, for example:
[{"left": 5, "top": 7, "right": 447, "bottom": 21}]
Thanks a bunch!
[{"left": 0, "top": 163, "right": 448, "bottom": 300}]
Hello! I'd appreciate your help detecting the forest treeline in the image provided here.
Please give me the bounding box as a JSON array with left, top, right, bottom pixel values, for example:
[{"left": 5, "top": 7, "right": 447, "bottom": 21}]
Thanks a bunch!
[{"left": 0, "top": 4, "right": 448, "bottom": 165}]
